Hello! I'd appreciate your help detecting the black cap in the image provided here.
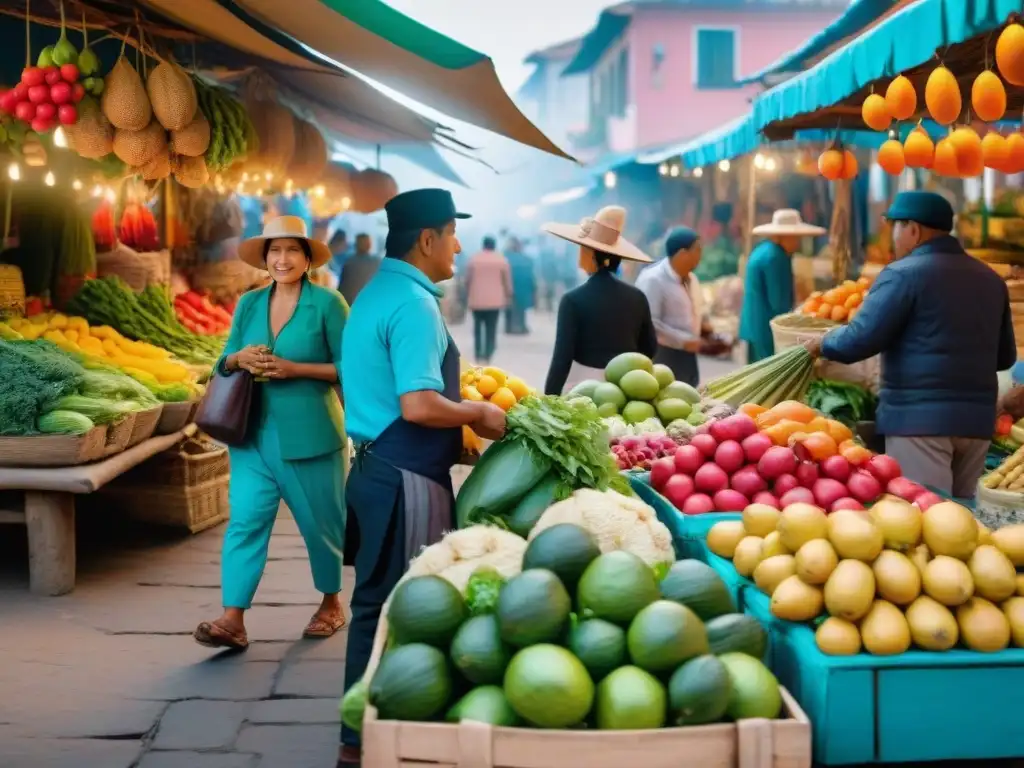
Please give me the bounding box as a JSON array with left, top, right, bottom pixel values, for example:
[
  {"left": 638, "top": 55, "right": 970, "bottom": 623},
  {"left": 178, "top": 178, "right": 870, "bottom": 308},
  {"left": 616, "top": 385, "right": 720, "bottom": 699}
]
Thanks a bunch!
[{"left": 385, "top": 188, "right": 471, "bottom": 231}]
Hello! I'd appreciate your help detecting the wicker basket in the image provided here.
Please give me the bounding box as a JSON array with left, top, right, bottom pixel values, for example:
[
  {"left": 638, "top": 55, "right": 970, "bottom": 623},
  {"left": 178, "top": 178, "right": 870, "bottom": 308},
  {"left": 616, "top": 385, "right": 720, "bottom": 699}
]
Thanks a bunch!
[
  {"left": 96, "top": 246, "right": 171, "bottom": 292},
  {"left": 974, "top": 484, "right": 1024, "bottom": 529},
  {"left": 155, "top": 400, "right": 197, "bottom": 435},
  {"left": 126, "top": 405, "right": 163, "bottom": 448},
  {"left": 123, "top": 433, "right": 229, "bottom": 487},
  {"left": 770, "top": 318, "right": 881, "bottom": 391},
  {"left": 101, "top": 474, "right": 229, "bottom": 533},
  {"left": 102, "top": 413, "right": 138, "bottom": 457},
  {"left": 0, "top": 263, "right": 26, "bottom": 316},
  {"left": 0, "top": 425, "right": 107, "bottom": 467}
]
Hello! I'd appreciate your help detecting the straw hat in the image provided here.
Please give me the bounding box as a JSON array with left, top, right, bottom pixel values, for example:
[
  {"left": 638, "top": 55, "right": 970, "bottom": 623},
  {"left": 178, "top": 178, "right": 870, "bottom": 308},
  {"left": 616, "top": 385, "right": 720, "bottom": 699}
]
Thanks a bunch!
[
  {"left": 542, "top": 205, "right": 651, "bottom": 263},
  {"left": 238, "top": 215, "right": 332, "bottom": 270},
  {"left": 752, "top": 209, "right": 826, "bottom": 237}
]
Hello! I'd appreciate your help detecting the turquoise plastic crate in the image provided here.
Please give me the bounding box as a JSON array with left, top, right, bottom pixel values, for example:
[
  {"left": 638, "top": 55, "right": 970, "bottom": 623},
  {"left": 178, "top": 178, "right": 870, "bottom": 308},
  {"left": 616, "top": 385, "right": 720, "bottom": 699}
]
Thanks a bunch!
[
  {"left": 627, "top": 477, "right": 743, "bottom": 560},
  {"left": 703, "top": 555, "right": 1024, "bottom": 764}
]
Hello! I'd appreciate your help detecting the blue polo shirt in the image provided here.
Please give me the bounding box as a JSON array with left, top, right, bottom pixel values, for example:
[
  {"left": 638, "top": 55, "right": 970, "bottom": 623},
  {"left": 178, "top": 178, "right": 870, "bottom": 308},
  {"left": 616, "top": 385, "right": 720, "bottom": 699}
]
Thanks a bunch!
[{"left": 341, "top": 258, "right": 449, "bottom": 442}]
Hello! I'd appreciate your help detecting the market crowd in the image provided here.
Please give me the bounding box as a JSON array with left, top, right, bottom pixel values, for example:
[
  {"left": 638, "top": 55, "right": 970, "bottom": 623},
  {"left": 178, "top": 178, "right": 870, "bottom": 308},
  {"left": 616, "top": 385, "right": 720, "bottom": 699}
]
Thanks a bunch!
[{"left": 190, "top": 186, "right": 1015, "bottom": 767}]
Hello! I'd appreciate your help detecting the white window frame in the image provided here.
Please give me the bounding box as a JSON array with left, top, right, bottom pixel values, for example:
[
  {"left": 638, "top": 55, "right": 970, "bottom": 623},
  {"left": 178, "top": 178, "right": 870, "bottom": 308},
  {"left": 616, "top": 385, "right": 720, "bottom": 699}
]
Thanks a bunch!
[{"left": 691, "top": 25, "right": 741, "bottom": 90}]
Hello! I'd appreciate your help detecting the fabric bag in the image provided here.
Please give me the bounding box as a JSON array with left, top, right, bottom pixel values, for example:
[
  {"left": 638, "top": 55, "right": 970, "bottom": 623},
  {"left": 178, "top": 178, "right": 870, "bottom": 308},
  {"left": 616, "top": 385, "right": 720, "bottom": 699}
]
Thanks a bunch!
[{"left": 195, "top": 367, "right": 258, "bottom": 445}]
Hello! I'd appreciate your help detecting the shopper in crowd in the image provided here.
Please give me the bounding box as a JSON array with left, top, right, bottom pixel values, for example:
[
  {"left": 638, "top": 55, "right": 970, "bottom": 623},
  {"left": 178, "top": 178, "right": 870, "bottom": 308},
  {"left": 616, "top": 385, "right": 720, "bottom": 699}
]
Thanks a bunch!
[
  {"left": 194, "top": 216, "right": 349, "bottom": 651},
  {"left": 739, "top": 209, "right": 825, "bottom": 363},
  {"left": 327, "top": 229, "right": 350, "bottom": 279},
  {"left": 338, "top": 189, "right": 506, "bottom": 765},
  {"left": 504, "top": 236, "right": 537, "bottom": 335},
  {"left": 806, "top": 191, "right": 1015, "bottom": 498},
  {"left": 542, "top": 205, "right": 658, "bottom": 394},
  {"left": 338, "top": 233, "right": 381, "bottom": 307},
  {"left": 635, "top": 226, "right": 712, "bottom": 386},
  {"left": 464, "top": 235, "right": 512, "bottom": 363}
]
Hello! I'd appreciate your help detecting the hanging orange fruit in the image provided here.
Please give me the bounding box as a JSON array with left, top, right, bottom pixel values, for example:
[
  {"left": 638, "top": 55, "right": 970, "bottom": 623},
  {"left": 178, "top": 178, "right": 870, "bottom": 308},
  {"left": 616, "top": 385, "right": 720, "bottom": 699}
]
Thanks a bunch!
[
  {"left": 1006, "top": 133, "right": 1024, "bottom": 173},
  {"left": 861, "top": 93, "right": 892, "bottom": 131},
  {"left": 981, "top": 132, "right": 1010, "bottom": 172},
  {"left": 925, "top": 66, "right": 962, "bottom": 125},
  {"left": 950, "top": 126, "right": 983, "bottom": 176},
  {"left": 818, "top": 149, "right": 845, "bottom": 180},
  {"left": 877, "top": 139, "right": 906, "bottom": 175},
  {"left": 971, "top": 70, "right": 1007, "bottom": 122},
  {"left": 932, "top": 138, "right": 959, "bottom": 176},
  {"left": 996, "top": 22, "right": 1024, "bottom": 86},
  {"left": 903, "top": 127, "right": 934, "bottom": 168},
  {"left": 841, "top": 150, "right": 859, "bottom": 179},
  {"left": 885, "top": 75, "right": 918, "bottom": 120}
]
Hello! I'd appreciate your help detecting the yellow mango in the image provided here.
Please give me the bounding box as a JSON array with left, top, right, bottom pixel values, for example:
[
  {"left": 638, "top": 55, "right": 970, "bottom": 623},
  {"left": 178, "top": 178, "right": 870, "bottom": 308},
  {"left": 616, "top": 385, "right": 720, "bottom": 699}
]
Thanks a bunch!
[
  {"left": 66, "top": 316, "right": 89, "bottom": 334},
  {"left": 78, "top": 336, "right": 105, "bottom": 355},
  {"left": 64, "top": 330, "right": 79, "bottom": 344},
  {"left": 47, "top": 314, "right": 69, "bottom": 330}
]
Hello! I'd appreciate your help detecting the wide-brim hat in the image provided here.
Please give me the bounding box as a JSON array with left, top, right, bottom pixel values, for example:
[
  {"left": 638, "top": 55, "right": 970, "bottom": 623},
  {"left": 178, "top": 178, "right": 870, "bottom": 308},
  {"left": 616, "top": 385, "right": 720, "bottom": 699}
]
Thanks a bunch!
[
  {"left": 752, "top": 209, "right": 826, "bottom": 237},
  {"left": 238, "top": 215, "right": 332, "bottom": 270},
  {"left": 542, "top": 205, "right": 651, "bottom": 263}
]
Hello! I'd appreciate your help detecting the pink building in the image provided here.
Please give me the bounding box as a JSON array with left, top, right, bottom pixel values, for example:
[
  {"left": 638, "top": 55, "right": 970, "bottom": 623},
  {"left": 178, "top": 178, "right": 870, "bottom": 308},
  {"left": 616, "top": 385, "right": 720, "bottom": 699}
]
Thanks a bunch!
[{"left": 557, "top": 0, "right": 846, "bottom": 161}]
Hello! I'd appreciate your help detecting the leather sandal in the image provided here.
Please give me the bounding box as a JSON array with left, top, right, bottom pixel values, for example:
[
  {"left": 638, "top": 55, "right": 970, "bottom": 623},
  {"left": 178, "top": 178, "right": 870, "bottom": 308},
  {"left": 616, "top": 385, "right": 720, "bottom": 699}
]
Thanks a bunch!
[
  {"left": 194, "top": 620, "right": 249, "bottom": 650},
  {"left": 303, "top": 611, "right": 347, "bottom": 638}
]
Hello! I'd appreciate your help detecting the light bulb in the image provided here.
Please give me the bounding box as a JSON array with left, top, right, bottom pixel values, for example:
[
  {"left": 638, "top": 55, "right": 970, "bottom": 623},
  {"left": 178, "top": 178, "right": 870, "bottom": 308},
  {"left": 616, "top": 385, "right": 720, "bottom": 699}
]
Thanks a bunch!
[
  {"left": 104, "top": 187, "right": 116, "bottom": 203},
  {"left": 242, "top": 172, "right": 250, "bottom": 182},
  {"left": 7, "top": 163, "right": 20, "bottom": 182},
  {"left": 754, "top": 153, "right": 766, "bottom": 169},
  {"left": 72, "top": 179, "right": 83, "bottom": 191},
  {"left": 669, "top": 165, "right": 680, "bottom": 177},
  {"left": 91, "top": 184, "right": 102, "bottom": 197},
  {"left": 658, "top": 163, "right": 668, "bottom": 176},
  {"left": 718, "top": 160, "right": 731, "bottom": 172},
  {"left": 44, "top": 171, "right": 55, "bottom": 187},
  {"left": 256, "top": 188, "right": 264, "bottom": 197},
  {"left": 264, "top": 172, "right": 273, "bottom": 182},
  {"left": 341, "top": 196, "right": 351, "bottom": 209},
  {"left": 53, "top": 127, "right": 67, "bottom": 149},
  {"left": 693, "top": 167, "right": 704, "bottom": 178},
  {"left": 604, "top": 171, "right": 617, "bottom": 189},
  {"left": 765, "top": 158, "right": 778, "bottom": 172}
]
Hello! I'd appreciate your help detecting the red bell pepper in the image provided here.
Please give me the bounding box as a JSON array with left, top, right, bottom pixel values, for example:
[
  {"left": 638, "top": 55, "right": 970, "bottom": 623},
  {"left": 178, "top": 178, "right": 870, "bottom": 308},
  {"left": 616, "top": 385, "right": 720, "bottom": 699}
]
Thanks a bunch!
[{"left": 996, "top": 413, "right": 1014, "bottom": 436}]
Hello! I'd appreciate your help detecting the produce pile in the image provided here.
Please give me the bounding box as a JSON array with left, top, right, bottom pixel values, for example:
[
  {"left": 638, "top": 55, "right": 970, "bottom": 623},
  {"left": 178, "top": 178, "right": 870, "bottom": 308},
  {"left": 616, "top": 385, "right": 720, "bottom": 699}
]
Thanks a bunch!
[
  {"left": 0, "top": 338, "right": 161, "bottom": 436},
  {"left": 456, "top": 396, "right": 630, "bottom": 534},
  {"left": 192, "top": 76, "right": 257, "bottom": 173},
  {"left": 460, "top": 364, "right": 534, "bottom": 412},
  {"left": 68, "top": 277, "right": 223, "bottom": 367},
  {"left": 803, "top": 378, "right": 877, "bottom": 429},
  {"left": 174, "top": 291, "right": 233, "bottom": 336},
  {"left": 703, "top": 346, "right": 815, "bottom": 408},
  {"left": 797, "top": 278, "right": 873, "bottom": 324},
  {"left": 647, "top": 400, "right": 901, "bottom": 514},
  {"left": 342, "top": 522, "right": 783, "bottom": 733},
  {"left": 567, "top": 352, "right": 712, "bottom": 427},
  {"left": 1, "top": 313, "right": 200, "bottom": 402},
  {"left": 983, "top": 445, "right": 1024, "bottom": 491},
  {"left": 118, "top": 202, "right": 160, "bottom": 253},
  {"left": 707, "top": 499, "right": 1024, "bottom": 655}
]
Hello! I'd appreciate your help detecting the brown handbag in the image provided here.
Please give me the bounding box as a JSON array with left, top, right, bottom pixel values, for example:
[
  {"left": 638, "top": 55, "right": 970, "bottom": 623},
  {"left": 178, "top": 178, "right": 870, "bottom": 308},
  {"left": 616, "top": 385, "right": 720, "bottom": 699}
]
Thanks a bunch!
[{"left": 195, "top": 367, "right": 258, "bottom": 445}]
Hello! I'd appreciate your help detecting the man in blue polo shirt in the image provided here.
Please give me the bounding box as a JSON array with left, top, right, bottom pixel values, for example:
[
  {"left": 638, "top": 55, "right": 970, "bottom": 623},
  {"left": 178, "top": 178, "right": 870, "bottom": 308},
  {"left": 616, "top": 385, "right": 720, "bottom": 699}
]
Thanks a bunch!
[{"left": 338, "top": 189, "right": 506, "bottom": 764}]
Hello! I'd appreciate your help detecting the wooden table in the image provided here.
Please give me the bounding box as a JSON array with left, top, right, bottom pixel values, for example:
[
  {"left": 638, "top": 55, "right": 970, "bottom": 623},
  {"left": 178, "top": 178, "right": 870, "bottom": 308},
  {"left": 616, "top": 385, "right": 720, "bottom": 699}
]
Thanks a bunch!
[{"left": 0, "top": 425, "right": 197, "bottom": 597}]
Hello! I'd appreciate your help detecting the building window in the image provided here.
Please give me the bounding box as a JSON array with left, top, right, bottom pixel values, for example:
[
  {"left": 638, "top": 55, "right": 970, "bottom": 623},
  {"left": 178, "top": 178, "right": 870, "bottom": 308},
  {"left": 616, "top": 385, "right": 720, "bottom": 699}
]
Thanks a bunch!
[
  {"left": 612, "top": 47, "right": 629, "bottom": 117},
  {"left": 695, "top": 28, "right": 738, "bottom": 89}
]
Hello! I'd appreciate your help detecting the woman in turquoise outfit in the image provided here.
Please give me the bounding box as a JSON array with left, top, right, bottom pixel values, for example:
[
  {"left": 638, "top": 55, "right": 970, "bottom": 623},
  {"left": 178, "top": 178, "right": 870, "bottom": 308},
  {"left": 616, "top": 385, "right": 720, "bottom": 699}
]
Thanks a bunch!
[
  {"left": 194, "top": 216, "right": 349, "bottom": 651},
  {"left": 738, "top": 210, "right": 825, "bottom": 363}
]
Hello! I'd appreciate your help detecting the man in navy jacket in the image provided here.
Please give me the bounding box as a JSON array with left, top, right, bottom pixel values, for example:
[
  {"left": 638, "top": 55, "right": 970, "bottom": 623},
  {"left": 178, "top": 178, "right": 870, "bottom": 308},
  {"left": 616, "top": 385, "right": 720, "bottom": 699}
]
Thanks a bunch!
[{"left": 806, "top": 191, "right": 1015, "bottom": 498}]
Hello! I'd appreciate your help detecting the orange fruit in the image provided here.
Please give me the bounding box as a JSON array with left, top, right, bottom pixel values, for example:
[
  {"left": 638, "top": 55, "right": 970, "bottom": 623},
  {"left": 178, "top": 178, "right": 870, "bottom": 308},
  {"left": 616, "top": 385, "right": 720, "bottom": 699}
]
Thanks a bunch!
[
  {"left": 1006, "top": 133, "right": 1024, "bottom": 173},
  {"left": 844, "top": 292, "right": 863, "bottom": 310},
  {"left": 825, "top": 419, "right": 854, "bottom": 444},
  {"left": 818, "top": 150, "right": 844, "bottom": 180},
  {"left": 972, "top": 70, "right": 1007, "bottom": 122},
  {"left": 950, "top": 127, "right": 984, "bottom": 177},
  {"left": 925, "top": 66, "right": 962, "bottom": 125},
  {"left": 932, "top": 138, "right": 959, "bottom": 176},
  {"left": 476, "top": 374, "right": 499, "bottom": 397},
  {"left": 482, "top": 367, "right": 507, "bottom": 387},
  {"left": 808, "top": 290, "right": 823, "bottom": 300},
  {"left": 823, "top": 289, "right": 841, "bottom": 304},
  {"left": 877, "top": 139, "right": 905, "bottom": 176},
  {"left": 861, "top": 93, "right": 892, "bottom": 132},
  {"left": 489, "top": 387, "right": 517, "bottom": 411},
  {"left": 982, "top": 132, "right": 1010, "bottom": 171},
  {"left": 506, "top": 376, "right": 529, "bottom": 400},
  {"left": 903, "top": 128, "right": 935, "bottom": 169},
  {"left": 463, "top": 385, "right": 484, "bottom": 402},
  {"left": 841, "top": 150, "right": 859, "bottom": 179},
  {"left": 792, "top": 432, "right": 839, "bottom": 461},
  {"left": 802, "top": 299, "right": 821, "bottom": 315},
  {"left": 816, "top": 303, "right": 834, "bottom": 319},
  {"left": 830, "top": 305, "right": 848, "bottom": 322},
  {"left": 885, "top": 75, "right": 918, "bottom": 120},
  {"left": 847, "top": 306, "right": 860, "bottom": 322},
  {"left": 996, "top": 23, "right": 1024, "bottom": 86}
]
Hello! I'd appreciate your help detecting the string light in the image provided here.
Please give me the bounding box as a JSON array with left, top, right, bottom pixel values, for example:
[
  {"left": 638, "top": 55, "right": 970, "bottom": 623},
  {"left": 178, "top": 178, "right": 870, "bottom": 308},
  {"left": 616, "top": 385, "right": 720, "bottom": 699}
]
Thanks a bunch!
[
  {"left": 256, "top": 188, "right": 264, "bottom": 196},
  {"left": 754, "top": 153, "right": 766, "bottom": 169},
  {"left": 104, "top": 187, "right": 116, "bottom": 203},
  {"left": 242, "top": 172, "right": 250, "bottom": 182},
  {"left": 693, "top": 167, "right": 704, "bottom": 178},
  {"left": 604, "top": 171, "right": 617, "bottom": 189},
  {"left": 72, "top": 179, "right": 83, "bottom": 191},
  {"left": 658, "top": 163, "right": 669, "bottom": 176},
  {"left": 53, "top": 127, "right": 67, "bottom": 149},
  {"left": 43, "top": 171, "right": 55, "bottom": 187},
  {"left": 91, "top": 184, "right": 103, "bottom": 197},
  {"left": 264, "top": 172, "right": 273, "bottom": 182},
  {"left": 765, "top": 157, "right": 778, "bottom": 172},
  {"left": 7, "top": 163, "right": 20, "bottom": 182},
  {"left": 718, "top": 160, "right": 731, "bottom": 172},
  {"left": 341, "top": 196, "right": 351, "bottom": 209},
  {"left": 669, "top": 165, "right": 680, "bottom": 177},
  {"left": 313, "top": 185, "right": 326, "bottom": 199}
]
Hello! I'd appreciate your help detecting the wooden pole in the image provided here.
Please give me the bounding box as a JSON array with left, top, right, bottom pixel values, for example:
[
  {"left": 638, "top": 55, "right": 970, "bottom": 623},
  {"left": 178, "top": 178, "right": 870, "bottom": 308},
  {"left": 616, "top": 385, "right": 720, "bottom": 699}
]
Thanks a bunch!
[
  {"left": 744, "top": 156, "right": 756, "bottom": 263},
  {"left": 829, "top": 178, "right": 852, "bottom": 284}
]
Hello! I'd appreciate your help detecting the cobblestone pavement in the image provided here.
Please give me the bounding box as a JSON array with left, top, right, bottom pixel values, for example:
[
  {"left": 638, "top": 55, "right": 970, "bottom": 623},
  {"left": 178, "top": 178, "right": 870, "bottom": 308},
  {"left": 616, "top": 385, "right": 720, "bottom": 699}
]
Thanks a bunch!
[{"left": 0, "top": 309, "right": 738, "bottom": 768}]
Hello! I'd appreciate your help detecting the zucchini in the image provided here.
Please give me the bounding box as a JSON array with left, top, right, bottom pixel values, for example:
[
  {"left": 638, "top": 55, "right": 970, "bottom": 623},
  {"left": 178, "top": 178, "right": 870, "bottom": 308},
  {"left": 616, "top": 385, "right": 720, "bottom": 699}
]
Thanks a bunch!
[
  {"left": 37, "top": 409, "right": 94, "bottom": 435},
  {"left": 455, "top": 439, "right": 551, "bottom": 529}
]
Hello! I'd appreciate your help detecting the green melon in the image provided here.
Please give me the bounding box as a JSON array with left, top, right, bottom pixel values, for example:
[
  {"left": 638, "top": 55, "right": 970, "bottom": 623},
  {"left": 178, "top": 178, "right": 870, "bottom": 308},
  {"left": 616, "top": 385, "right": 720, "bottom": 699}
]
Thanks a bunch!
[
  {"left": 706, "top": 614, "right": 767, "bottom": 659},
  {"left": 656, "top": 398, "right": 692, "bottom": 423},
  {"left": 497, "top": 569, "right": 571, "bottom": 647},
  {"left": 594, "top": 666, "right": 667, "bottom": 730},
  {"left": 719, "top": 652, "right": 782, "bottom": 720},
  {"left": 659, "top": 559, "right": 735, "bottom": 619},
  {"left": 450, "top": 614, "right": 511, "bottom": 685},
  {"left": 622, "top": 400, "right": 657, "bottom": 424},
  {"left": 668, "top": 655, "right": 731, "bottom": 725},
  {"left": 577, "top": 551, "right": 660, "bottom": 626},
  {"left": 620, "top": 370, "right": 661, "bottom": 401},
  {"left": 605, "top": 352, "right": 654, "bottom": 385},
  {"left": 567, "top": 379, "right": 602, "bottom": 400},
  {"left": 652, "top": 363, "right": 675, "bottom": 389},
  {"left": 369, "top": 643, "right": 453, "bottom": 721},
  {"left": 626, "top": 600, "right": 709, "bottom": 674},
  {"left": 523, "top": 524, "right": 601, "bottom": 591},
  {"left": 592, "top": 382, "right": 627, "bottom": 410},
  {"left": 504, "top": 644, "right": 594, "bottom": 728},
  {"left": 657, "top": 380, "right": 701, "bottom": 405},
  {"left": 388, "top": 575, "right": 468, "bottom": 648},
  {"left": 446, "top": 685, "right": 519, "bottom": 726},
  {"left": 568, "top": 618, "right": 627, "bottom": 682}
]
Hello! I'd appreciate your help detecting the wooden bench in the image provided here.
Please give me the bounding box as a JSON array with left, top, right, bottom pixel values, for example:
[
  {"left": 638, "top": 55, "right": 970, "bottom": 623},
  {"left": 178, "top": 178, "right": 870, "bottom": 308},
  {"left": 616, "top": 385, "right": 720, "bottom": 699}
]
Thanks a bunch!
[{"left": 0, "top": 425, "right": 198, "bottom": 596}]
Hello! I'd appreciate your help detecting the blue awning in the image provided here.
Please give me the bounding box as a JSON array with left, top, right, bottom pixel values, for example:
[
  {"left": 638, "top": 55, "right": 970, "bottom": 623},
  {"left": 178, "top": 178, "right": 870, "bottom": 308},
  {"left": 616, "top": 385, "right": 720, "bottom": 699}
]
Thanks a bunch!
[
  {"left": 562, "top": 10, "right": 631, "bottom": 76},
  {"left": 751, "top": 0, "right": 1021, "bottom": 133},
  {"left": 739, "top": 0, "right": 903, "bottom": 84}
]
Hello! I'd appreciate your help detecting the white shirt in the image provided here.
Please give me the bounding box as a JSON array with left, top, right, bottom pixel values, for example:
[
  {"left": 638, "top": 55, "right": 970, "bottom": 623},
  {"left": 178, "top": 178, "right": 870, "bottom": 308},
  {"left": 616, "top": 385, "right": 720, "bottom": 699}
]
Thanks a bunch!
[{"left": 636, "top": 258, "right": 705, "bottom": 350}]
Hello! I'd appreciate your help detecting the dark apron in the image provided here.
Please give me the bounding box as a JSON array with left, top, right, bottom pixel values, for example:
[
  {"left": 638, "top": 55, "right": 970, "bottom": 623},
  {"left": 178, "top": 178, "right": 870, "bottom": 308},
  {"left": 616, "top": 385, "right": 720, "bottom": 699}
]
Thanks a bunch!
[
  {"left": 341, "top": 333, "right": 463, "bottom": 747},
  {"left": 654, "top": 344, "right": 700, "bottom": 387}
]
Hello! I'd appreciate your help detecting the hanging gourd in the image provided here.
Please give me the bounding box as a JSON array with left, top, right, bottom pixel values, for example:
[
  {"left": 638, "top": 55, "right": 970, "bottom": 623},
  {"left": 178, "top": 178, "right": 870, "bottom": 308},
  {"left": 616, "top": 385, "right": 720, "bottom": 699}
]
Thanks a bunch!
[
  {"left": 950, "top": 126, "right": 984, "bottom": 176},
  {"left": 981, "top": 132, "right": 1010, "bottom": 172},
  {"left": 903, "top": 125, "right": 934, "bottom": 168},
  {"left": 877, "top": 137, "right": 905, "bottom": 175},
  {"left": 996, "top": 22, "right": 1024, "bottom": 86},
  {"left": 817, "top": 149, "right": 844, "bottom": 180},
  {"left": 885, "top": 75, "right": 918, "bottom": 120},
  {"left": 971, "top": 70, "right": 1007, "bottom": 122},
  {"left": 861, "top": 93, "right": 892, "bottom": 131},
  {"left": 932, "top": 137, "right": 960, "bottom": 176},
  {"left": 840, "top": 149, "right": 859, "bottom": 179},
  {"left": 1005, "top": 133, "right": 1024, "bottom": 173},
  {"left": 925, "top": 66, "right": 962, "bottom": 125}
]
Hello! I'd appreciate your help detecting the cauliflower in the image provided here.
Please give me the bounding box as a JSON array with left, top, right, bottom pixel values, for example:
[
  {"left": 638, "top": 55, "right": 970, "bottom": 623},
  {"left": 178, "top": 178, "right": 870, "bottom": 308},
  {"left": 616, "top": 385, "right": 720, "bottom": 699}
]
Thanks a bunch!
[
  {"left": 634, "top": 417, "right": 666, "bottom": 435},
  {"left": 401, "top": 525, "right": 527, "bottom": 594},
  {"left": 528, "top": 488, "right": 674, "bottom": 566},
  {"left": 603, "top": 416, "right": 630, "bottom": 440},
  {"left": 666, "top": 419, "right": 696, "bottom": 444}
]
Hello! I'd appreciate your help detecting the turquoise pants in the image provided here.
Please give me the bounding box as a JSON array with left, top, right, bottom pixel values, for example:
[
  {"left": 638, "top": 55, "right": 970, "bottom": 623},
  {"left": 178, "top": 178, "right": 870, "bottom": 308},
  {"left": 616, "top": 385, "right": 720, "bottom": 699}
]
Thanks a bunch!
[{"left": 221, "top": 416, "right": 346, "bottom": 609}]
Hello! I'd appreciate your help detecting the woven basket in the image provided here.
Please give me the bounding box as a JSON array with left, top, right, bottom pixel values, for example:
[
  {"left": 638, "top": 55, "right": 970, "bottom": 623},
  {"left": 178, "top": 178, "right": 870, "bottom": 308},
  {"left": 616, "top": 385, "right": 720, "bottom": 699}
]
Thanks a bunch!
[
  {"left": 123, "top": 433, "right": 229, "bottom": 487},
  {"left": 156, "top": 400, "right": 197, "bottom": 435},
  {"left": 127, "top": 405, "right": 163, "bottom": 447},
  {"left": 190, "top": 258, "right": 263, "bottom": 296},
  {"left": 974, "top": 484, "right": 1024, "bottom": 529},
  {"left": 101, "top": 474, "right": 229, "bottom": 533},
  {"left": 0, "top": 425, "right": 107, "bottom": 467},
  {"left": 770, "top": 318, "right": 881, "bottom": 391},
  {"left": 0, "top": 264, "right": 26, "bottom": 316},
  {"left": 96, "top": 245, "right": 171, "bottom": 292},
  {"left": 103, "top": 413, "right": 137, "bottom": 457}
]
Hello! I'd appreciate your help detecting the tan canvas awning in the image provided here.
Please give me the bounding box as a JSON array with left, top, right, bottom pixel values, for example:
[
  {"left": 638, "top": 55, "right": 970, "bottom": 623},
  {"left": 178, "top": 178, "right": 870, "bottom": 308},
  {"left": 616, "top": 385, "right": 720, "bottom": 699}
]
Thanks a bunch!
[{"left": 228, "top": 0, "right": 573, "bottom": 160}]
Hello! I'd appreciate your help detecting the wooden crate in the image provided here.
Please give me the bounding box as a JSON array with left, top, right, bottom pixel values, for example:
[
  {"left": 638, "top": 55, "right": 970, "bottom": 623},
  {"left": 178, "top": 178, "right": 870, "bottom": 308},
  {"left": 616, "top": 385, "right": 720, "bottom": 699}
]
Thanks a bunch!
[
  {"left": 361, "top": 616, "right": 811, "bottom": 768},
  {"left": 126, "top": 405, "right": 163, "bottom": 448},
  {"left": 0, "top": 425, "right": 107, "bottom": 467},
  {"left": 155, "top": 400, "right": 197, "bottom": 435}
]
